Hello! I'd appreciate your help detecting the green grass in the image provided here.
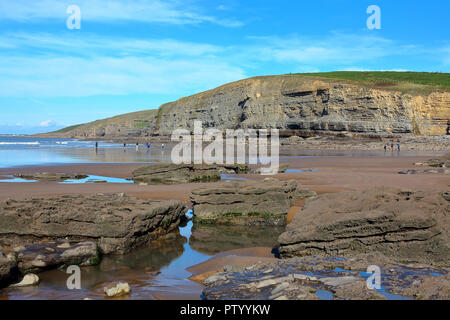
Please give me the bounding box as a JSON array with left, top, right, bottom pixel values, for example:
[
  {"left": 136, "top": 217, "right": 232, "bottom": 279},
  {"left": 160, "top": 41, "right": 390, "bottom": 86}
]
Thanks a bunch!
[
  {"left": 52, "top": 124, "right": 83, "bottom": 133},
  {"left": 133, "top": 121, "right": 150, "bottom": 128},
  {"left": 222, "top": 212, "right": 243, "bottom": 217},
  {"left": 297, "top": 71, "right": 450, "bottom": 95}
]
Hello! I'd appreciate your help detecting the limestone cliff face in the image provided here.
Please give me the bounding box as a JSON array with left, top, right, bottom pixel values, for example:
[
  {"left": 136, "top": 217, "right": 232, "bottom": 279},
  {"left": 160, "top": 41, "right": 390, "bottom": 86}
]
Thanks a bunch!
[{"left": 48, "top": 76, "right": 449, "bottom": 138}]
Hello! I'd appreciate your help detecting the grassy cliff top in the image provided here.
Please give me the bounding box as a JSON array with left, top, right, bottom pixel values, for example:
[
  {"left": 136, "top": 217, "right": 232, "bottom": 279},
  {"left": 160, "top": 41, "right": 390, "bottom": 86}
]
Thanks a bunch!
[{"left": 298, "top": 71, "right": 450, "bottom": 95}]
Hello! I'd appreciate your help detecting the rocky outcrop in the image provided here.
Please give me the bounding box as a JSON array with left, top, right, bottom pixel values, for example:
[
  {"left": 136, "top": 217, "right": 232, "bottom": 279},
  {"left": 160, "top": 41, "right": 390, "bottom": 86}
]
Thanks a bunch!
[
  {"left": 40, "top": 75, "right": 450, "bottom": 139},
  {"left": 10, "top": 241, "right": 99, "bottom": 273},
  {"left": 13, "top": 173, "right": 88, "bottom": 182},
  {"left": 132, "top": 163, "right": 248, "bottom": 185},
  {"left": 414, "top": 154, "right": 450, "bottom": 168},
  {"left": 398, "top": 169, "right": 449, "bottom": 174},
  {"left": 190, "top": 179, "right": 316, "bottom": 226},
  {"left": 0, "top": 194, "right": 186, "bottom": 255},
  {"left": 278, "top": 188, "right": 450, "bottom": 267},
  {"left": 0, "top": 250, "right": 17, "bottom": 286},
  {"left": 202, "top": 254, "right": 449, "bottom": 300}
]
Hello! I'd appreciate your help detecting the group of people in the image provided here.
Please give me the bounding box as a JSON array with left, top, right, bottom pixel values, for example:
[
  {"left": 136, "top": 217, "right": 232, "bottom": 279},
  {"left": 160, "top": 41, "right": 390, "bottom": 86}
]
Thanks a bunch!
[
  {"left": 129, "top": 141, "right": 164, "bottom": 151},
  {"left": 95, "top": 141, "right": 166, "bottom": 151},
  {"left": 384, "top": 141, "right": 401, "bottom": 152}
]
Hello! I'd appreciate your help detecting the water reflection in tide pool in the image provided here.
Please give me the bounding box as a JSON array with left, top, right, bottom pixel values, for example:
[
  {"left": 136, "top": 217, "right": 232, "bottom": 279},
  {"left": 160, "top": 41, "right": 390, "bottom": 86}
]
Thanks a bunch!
[{"left": 0, "top": 210, "right": 282, "bottom": 300}]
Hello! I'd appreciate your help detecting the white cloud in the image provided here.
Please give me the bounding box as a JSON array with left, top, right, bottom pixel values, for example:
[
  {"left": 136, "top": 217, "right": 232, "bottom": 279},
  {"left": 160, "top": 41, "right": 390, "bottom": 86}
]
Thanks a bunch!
[
  {"left": 0, "top": 32, "right": 245, "bottom": 98},
  {"left": 0, "top": 0, "right": 243, "bottom": 27},
  {"left": 40, "top": 120, "right": 55, "bottom": 127},
  {"left": 245, "top": 33, "right": 397, "bottom": 65},
  {"left": 0, "top": 55, "right": 245, "bottom": 98},
  {"left": 0, "top": 32, "right": 223, "bottom": 57},
  {"left": 0, "top": 31, "right": 447, "bottom": 99}
]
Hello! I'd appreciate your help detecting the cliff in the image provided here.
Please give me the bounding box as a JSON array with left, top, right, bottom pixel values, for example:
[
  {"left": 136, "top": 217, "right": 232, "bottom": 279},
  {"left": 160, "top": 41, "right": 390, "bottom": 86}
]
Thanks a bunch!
[{"left": 42, "top": 74, "right": 450, "bottom": 139}]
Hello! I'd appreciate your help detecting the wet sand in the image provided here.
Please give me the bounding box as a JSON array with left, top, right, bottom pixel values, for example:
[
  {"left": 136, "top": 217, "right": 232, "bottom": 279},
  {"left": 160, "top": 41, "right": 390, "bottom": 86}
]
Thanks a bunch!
[
  {"left": 187, "top": 247, "right": 277, "bottom": 284},
  {"left": 1, "top": 152, "right": 448, "bottom": 299},
  {"left": 1, "top": 154, "right": 446, "bottom": 201}
]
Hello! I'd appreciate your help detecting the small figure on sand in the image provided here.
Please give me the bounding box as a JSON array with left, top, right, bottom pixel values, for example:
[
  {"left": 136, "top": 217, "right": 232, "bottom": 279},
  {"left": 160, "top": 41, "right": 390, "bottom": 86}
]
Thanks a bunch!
[
  {"left": 147, "top": 142, "right": 151, "bottom": 150},
  {"left": 397, "top": 141, "right": 401, "bottom": 151},
  {"left": 136, "top": 142, "right": 139, "bottom": 151},
  {"left": 390, "top": 142, "right": 394, "bottom": 151},
  {"left": 161, "top": 143, "right": 165, "bottom": 149},
  {"left": 123, "top": 142, "right": 126, "bottom": 149},
  {"left": 95, "top": 142, "right": 98, "bottom": 149},
  {"left": 384, "top": 144, "right": 387, "bottom": 152}
]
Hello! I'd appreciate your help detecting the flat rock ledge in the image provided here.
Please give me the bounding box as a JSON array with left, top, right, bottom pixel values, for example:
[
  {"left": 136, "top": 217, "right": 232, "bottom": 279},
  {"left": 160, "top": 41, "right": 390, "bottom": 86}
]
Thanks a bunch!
[
  {"left": 0, "top": 193, "right": 186, "bottom": 255},
  {"left": 190, "top": 179, "right": 317, "bottom": 226},
  {"left": 132, "top": 163, "right": 249, "bottom": 185},
  {"left": 13, "top": 172, "right": 89, "bottom": 182},
  {"left": 202, "top": 254, "right": 449, "bottom": 300},
  {"left": 278, "top": 188, "right": 450, "bottom": 267}
]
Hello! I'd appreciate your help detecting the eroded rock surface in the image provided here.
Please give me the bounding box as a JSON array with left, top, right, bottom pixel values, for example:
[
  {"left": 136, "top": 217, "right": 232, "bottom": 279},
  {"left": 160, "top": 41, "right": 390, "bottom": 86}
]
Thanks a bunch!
[
  {"left": 190, "top": 179, "right": 316, "bottom": 226},
  {"left": 278, "top": 188, "right": 450, "bottom": 267},
  {"left": 0, "top": 250, "right": 17, "bottom": 286},
  {"left": 13, "top": 173, "right": 89, "bottom": 182},
  {"left": 41, "top": 76, "right": 450, "bottom": 139},
  {"left": 133, "top": 163, "right": 248, "bottom": 185},
  {"left": 202, "top": 254, "right": 449, "bottom": 300},
  {"left": 0, "top": 194, "right": 186, "bottom": 254}
]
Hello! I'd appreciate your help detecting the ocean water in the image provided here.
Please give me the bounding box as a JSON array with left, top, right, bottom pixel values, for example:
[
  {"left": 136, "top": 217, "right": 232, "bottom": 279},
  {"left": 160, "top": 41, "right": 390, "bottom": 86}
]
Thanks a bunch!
[{"left": 0, "top": 135, "right": 170, "bottom": 168}]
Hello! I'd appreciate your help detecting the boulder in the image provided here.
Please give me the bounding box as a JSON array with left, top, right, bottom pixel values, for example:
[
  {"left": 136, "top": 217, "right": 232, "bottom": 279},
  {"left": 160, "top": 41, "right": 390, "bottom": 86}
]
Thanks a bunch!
[
  {"left": 132, "top": 163, "right": 249, "bottom": 185},
  {"left": 9, "top": 273, "right": 40, "bottom": 287},
  {"left": 104, "top": 282, "right": 131, "bottom": 297},
  {"left": 190, "top": 179, "right": 316, "bottom": 226},
  {"left": 0, "top": 194, "right": 186, "bottom": 254},
  {"left": 278, "top": 188, "right": 450, "bottom": 267}
]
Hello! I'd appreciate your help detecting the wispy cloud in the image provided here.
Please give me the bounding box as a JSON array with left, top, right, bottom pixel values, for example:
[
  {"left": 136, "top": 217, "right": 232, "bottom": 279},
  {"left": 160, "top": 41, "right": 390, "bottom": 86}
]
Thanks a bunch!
[
  {"left": 0, "top": 31, "right": 448, "bottom": 99},
  {"left": 39, "top": 119, "right": 55, "bottom": 127},
  {"left": 0, "top": 32, "right": 245, "bottom": 98},
  {"left": 0, "top": 0, "right": 243, "bottom": 27}
]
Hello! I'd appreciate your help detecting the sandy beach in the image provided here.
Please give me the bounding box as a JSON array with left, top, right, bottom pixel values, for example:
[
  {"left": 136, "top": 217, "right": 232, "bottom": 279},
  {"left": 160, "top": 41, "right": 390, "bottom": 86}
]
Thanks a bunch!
[
  {"left": 1, "top": 150, "right": 448, "bottom": 300},
  {"left": 1, "top": 154, "right": 447, "bottom": 202}
]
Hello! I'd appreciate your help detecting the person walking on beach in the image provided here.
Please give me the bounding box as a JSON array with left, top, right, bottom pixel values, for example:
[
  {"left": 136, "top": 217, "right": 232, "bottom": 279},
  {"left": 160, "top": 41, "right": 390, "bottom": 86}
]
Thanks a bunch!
[
  {"left": 95, "top": 142, "right": 98, "bottom": 149},
  {"left": 384, "top": 144, "right": 387, "bottom": 152},
  {"left": 136, "top": 142, "right": 139, "bottom": 151},
  {"left": 161, "top": 143, "right": 165, "bottom": 149},
  {"left": 397, "top": 142, "right": 401, "bottom": 151},
  {"left": 391, "top": 142, "right": 394, "bottom": 151}
]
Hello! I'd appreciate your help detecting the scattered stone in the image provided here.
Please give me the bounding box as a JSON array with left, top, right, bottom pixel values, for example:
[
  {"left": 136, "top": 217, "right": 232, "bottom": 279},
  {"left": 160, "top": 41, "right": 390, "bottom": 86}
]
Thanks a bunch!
[
  {"left": 398, "top": 169, "right": 449, "bottom": 174},
  {"left": 15, "top": 241, "right": 99, "bottom": 273},
  {"left": 414, "top": 155, "right": 450, "bottom": 168},
  {"left": 13, "top": 246, "right": 26, "bottom": 253},
  {"left": 57, "top": 243, "right": 71, "bottom": 249},
  {"left": 202, "top": 254, "right": 449, "bottom": 300}
]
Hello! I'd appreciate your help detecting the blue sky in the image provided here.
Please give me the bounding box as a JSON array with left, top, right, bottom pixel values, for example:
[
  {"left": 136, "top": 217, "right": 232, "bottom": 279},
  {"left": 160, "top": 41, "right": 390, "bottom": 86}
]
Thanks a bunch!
[{"left": 0, "top": 0, "right": 448, "bottom": 134}]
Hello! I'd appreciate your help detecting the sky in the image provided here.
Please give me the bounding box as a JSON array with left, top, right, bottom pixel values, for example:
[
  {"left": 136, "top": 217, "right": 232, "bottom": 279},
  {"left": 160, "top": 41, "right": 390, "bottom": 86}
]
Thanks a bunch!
[{"left": 0, "top": 0, "right": 449, "bottom": 134}]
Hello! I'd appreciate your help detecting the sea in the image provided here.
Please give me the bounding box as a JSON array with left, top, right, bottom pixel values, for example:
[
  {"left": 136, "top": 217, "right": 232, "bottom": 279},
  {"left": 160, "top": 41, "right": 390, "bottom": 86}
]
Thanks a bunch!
[{"left": 0, "top": 135, "right": 169, "bottom": 168}]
